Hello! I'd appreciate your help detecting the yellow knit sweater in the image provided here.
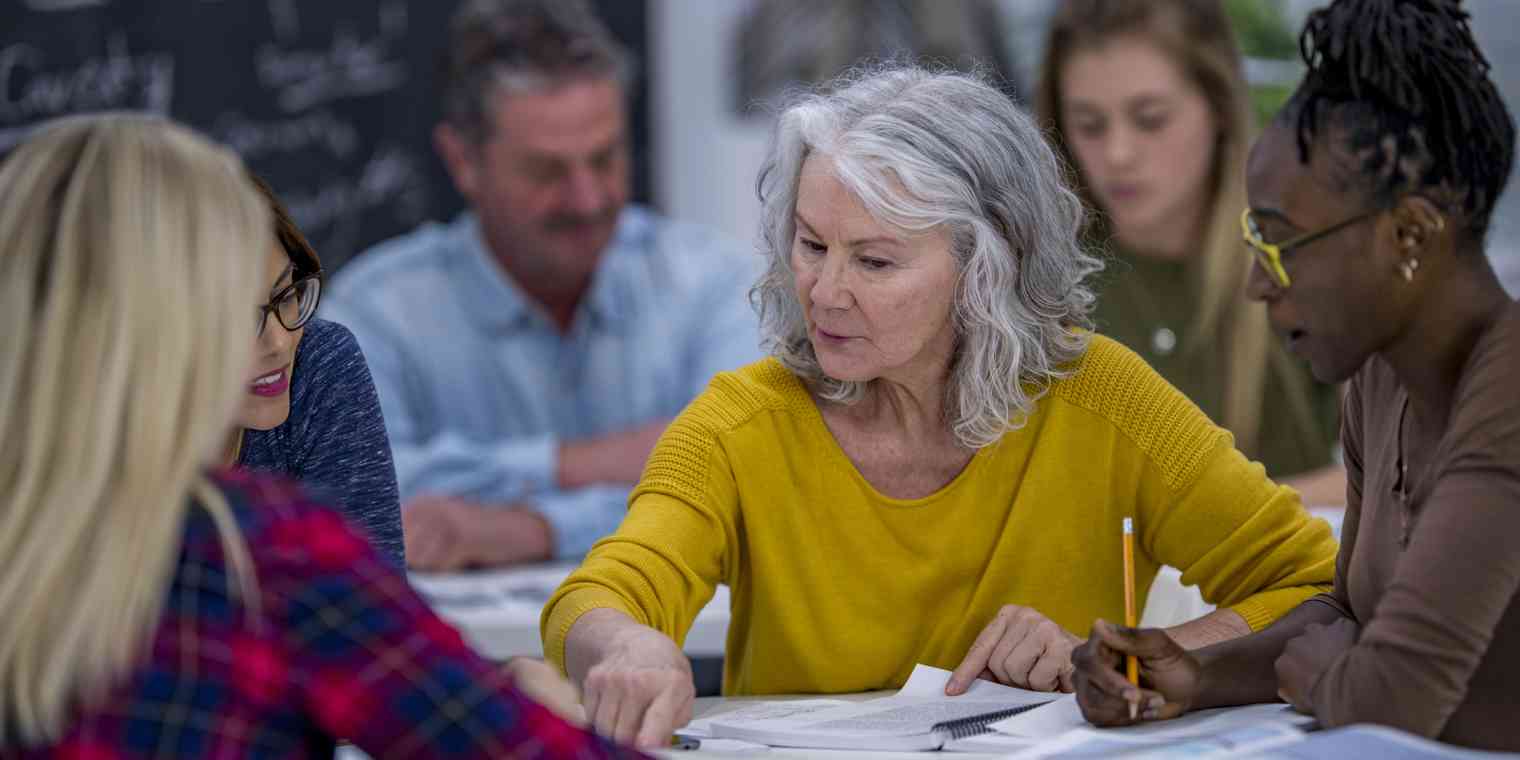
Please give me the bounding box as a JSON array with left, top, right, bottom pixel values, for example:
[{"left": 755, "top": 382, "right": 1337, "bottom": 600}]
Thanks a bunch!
[{"left": 542, "top": 336, "right": 1336, "bottom": 695}]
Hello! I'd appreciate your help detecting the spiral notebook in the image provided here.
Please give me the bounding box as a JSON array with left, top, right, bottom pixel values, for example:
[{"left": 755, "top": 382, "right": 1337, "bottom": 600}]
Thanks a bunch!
[{"left": 700, "top": 664, "right": 1058, "bottom": 751}]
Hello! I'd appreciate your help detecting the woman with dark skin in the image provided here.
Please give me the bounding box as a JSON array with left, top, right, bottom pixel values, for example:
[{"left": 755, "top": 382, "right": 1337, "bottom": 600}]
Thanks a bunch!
[{"left": 1070, "top": 0, "right": 1520, "bottom": 751}]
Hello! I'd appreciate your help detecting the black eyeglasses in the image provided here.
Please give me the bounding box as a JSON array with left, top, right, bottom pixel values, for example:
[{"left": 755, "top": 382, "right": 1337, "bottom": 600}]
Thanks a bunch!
[{"left": 256, "top": 274, "right": 322, "bottom": 338}]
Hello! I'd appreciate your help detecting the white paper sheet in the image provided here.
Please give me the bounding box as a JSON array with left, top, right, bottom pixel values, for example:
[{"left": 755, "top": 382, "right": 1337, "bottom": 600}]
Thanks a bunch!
[
  {"left": 680, "top": 699, "right": 854, "bottom": 738},
  {"left": 990, "top": 697, "right": 1316, "bottom": 758},
  {"left": 696, "top": 665, "right": 1061, "bottom": 750},
  {"left": 987, "top": 693, "right": 1086, "bottom": 738},
  {"left": 1005, "top": 721, "right": 1306, "bottom": 759}
]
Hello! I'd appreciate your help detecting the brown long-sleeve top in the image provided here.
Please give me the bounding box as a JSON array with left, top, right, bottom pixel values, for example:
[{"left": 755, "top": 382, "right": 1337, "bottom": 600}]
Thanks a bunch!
[{"left": 1306, "top": 301, "right": 1520, "bottom": 750}]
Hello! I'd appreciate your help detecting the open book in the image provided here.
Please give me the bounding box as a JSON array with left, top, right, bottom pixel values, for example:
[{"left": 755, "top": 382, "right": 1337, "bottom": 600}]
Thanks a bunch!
[{"left": 695, "top": 664, "right": 1059, "bottom": 751}]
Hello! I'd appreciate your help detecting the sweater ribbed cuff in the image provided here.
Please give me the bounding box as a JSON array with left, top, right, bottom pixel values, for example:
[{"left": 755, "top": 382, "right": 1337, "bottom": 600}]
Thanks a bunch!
[
  {"left": 542, "top": 587, "right": 637, "bottom": 675},
  {"left": 1227, "top": 583, "right": 1334, "bottom": 632}
]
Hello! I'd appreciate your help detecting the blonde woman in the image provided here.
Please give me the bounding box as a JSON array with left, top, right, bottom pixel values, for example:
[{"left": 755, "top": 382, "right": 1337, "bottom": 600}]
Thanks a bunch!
[
  {"left": 0, "top": 114, "right": 643, "bottom": 759},
  {"left": 1037, "top": 0, "right": 1344, "bottom": 503}
]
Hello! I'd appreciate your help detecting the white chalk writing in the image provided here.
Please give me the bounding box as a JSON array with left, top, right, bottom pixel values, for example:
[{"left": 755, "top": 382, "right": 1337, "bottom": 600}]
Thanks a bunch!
[
  {"left": 255, "top": 20, "right": 407, "bottom": 112},
  {"left": 23, "top": 0, "right": 109, "bottom": 10},
  {"left": 0, "top": 35, "right": 174, "bottom": 148},
  {"left": 283, "top": 145, "right": 431, "bottom": 256},
  {"left": 211, "top": 109, "right": 360, "bottom": 161}
]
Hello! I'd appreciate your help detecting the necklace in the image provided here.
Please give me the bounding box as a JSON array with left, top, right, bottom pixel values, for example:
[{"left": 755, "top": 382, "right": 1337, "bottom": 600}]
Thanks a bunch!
[{"left": 1116, "top": 259, "right": 1182, "bottom": 358}]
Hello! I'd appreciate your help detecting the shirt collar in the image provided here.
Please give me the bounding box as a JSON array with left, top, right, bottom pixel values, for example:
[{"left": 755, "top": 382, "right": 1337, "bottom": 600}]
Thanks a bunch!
[{"left": 454, "top": 208, "right": 649, "bottom": 335}]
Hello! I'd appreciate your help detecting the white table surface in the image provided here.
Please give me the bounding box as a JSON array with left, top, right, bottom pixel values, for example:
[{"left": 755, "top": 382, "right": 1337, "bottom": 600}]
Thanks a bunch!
[{"left": 408, "top": 562, "right": 732, "bottom": 660}]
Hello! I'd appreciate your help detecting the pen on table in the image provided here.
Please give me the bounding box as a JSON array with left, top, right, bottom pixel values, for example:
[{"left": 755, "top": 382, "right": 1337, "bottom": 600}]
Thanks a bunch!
[
  {"left": 670, "top": 733, "right": 702, "bottom": 750},
  {"left": 1122, "top": 516, "right": 1139, "bottom": 720}
]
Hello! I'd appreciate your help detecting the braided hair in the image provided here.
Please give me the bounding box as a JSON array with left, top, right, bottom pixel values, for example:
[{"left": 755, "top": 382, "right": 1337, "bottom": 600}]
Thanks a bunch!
[{"left": 1285, "top": 0, "right": 1515, "bottom": 239}]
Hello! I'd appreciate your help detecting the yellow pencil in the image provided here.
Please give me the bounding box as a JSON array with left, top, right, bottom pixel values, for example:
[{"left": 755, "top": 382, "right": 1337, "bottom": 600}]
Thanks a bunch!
[{"left": 1123, "top": 517, "right": 1139, "bottom": 719}]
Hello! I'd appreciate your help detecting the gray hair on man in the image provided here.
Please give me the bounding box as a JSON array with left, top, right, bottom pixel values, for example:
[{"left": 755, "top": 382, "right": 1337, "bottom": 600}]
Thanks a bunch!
[
  {"left": 752, "top": 65, "right": 1103, "bottom": 449},
  {"left": 439, "top": 0, "right": 634, "bottom": 143}
]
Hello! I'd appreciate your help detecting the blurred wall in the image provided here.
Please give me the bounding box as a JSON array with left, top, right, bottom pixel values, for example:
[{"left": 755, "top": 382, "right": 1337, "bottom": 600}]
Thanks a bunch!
[{"left": 650, "top": 0, "right": 1045, "bottom": 252}]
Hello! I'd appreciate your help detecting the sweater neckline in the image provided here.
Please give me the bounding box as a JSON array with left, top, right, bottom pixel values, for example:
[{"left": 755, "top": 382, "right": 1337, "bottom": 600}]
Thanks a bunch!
[{"left": 775, "top": 368, "right": 988, "bottom": 508}]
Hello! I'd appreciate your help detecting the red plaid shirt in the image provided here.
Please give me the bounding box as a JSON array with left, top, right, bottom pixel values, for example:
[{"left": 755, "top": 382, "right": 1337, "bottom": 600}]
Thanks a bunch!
[{"left": 4, "top": 470, "right": 645, "bottom": 760}]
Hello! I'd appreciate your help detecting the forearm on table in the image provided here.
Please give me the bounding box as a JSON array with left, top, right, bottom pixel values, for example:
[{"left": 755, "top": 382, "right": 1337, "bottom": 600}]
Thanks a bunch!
[
  {"left": 556, "top": 420, "right": 672, "bottom": 490},
  {"left": 471, "top": 505, "right": 554, "bottom": 565},
  {"left": 1163, "top": 608, "right": 1251, "bottom": 650},
  {"left": 1192, "top": 600, "right": 1347, "bottom": 709}
]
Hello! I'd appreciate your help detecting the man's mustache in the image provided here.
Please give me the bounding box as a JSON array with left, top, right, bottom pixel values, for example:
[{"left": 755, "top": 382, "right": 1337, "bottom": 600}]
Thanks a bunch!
[{"left": 543, "top": 209, "right": 617, "bottom": 232}]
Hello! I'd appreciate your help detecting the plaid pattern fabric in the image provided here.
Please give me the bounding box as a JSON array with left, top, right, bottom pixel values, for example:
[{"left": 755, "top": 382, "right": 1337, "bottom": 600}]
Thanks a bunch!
[{"left": 7, "top": 470, "right": 644, "bottom": 760}]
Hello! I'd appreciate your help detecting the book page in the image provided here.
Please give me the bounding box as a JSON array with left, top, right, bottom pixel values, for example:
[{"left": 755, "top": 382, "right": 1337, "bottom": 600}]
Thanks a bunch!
[
  {"left": 893, "top": 663, "right": 1059, "bottom": 705},
  {"left": 988, "top": 693, "right": 1086, "bottom": 738},
  {"left": 803, "top": 699, "right": 1030, "bottom": 736},
  {"left": 707, "top": 664, "right": 1061, "bottom": 747},
  {"left": 818, "top": 664, "right": 1057, "bottom": 734},
  {"left": 681, "top": 699, "right": 853, "bottom": 737}
]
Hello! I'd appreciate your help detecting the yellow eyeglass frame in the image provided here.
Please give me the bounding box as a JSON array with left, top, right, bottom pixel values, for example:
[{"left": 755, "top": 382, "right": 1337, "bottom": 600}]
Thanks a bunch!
[{"left": 1240, "top": 207, "right": 1382, "bottom": 288}]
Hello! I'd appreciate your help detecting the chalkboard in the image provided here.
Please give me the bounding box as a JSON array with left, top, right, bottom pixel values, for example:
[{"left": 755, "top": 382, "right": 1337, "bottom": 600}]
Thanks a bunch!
[{"left": 0, "top": 0, "right": 649, "bottom": 272}]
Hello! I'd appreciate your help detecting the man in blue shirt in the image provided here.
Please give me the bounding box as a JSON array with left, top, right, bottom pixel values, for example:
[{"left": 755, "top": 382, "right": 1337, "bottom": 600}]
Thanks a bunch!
[{"left": 325, "top": 0, "right": 760, "bottom": 570}]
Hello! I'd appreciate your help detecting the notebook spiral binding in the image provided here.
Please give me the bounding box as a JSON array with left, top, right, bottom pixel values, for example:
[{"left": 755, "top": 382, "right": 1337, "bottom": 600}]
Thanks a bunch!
[{"left": 931, "top": 702, "right": 1045, "bottom": 741}]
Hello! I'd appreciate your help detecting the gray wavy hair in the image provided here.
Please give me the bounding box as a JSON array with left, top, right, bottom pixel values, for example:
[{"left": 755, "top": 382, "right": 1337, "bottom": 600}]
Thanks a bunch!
[{"left": 752, "top": 65, "right": 1102, "bottom": 448}]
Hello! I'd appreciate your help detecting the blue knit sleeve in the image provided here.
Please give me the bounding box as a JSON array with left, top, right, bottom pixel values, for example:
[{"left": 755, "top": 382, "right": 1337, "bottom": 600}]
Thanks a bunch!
[{"left": 278, "top": 318, "right": 405, "bottom": 565}]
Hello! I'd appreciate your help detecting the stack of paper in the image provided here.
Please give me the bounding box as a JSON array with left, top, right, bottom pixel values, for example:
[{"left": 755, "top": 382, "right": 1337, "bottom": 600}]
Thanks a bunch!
[{"left": 682, "top": 665, "right": 1057, "bottom": 751}]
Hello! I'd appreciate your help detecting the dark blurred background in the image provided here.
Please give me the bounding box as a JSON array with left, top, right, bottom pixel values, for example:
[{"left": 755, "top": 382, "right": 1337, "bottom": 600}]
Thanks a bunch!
[{"left": 0, "top": 0, "right": 649, "bottom": 272}]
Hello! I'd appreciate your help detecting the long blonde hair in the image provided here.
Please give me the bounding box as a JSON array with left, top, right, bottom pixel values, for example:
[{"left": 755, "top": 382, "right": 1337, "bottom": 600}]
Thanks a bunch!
[
  {"left": 1037, "top": 0, "right": 1297, "bottom": 455},
  {"left": 0, "top": 114, "right": 268, "bottom": 745}
]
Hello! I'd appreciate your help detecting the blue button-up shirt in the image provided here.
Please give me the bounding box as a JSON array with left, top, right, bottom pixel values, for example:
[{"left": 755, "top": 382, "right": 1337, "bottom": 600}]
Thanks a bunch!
[{"left": 322, "top": 206, "right": 762, "bottom": 557}]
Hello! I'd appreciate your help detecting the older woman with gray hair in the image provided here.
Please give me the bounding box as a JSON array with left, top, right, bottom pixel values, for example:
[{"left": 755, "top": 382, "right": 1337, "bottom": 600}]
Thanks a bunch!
[{"left": 541, "top": 65, "right": 1336, "bottom": 749}]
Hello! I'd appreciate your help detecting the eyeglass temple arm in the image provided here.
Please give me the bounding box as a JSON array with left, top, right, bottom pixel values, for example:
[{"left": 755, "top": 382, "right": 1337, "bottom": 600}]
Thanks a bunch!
[{"left": 1278, "top": 209, "right": 1381, "bottom": 252}]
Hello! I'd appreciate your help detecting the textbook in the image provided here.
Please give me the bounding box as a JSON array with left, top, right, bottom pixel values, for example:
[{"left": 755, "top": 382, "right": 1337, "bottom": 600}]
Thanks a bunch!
[{"left": 698, "top": 664, "right": 1058, "bottom": 751}]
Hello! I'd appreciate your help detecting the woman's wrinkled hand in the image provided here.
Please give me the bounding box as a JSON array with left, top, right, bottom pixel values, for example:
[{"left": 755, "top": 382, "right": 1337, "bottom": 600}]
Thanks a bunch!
[
  {"left": 947, "top": 604, "right": 1083, "bottom": 695},
  {"left": 581, "top": 624, "right": 696, "bottom": 749}
]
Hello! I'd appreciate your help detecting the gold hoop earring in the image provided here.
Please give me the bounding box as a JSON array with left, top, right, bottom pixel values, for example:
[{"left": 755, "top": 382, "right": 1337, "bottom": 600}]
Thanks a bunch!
[{"left": 1399, "top": 258, "right": 1420, "bottom": 282}]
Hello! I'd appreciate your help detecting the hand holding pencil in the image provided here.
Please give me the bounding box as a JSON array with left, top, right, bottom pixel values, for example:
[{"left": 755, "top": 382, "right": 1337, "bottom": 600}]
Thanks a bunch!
[{"left": 1066, "top": 519, "right": 1207, "bottom": 728}]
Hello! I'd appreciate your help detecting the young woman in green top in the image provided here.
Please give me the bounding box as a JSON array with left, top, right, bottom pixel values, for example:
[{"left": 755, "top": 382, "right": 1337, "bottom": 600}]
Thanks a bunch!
[{"left": 1036, "top": 0, "right": 1344, "bottom": 504}]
